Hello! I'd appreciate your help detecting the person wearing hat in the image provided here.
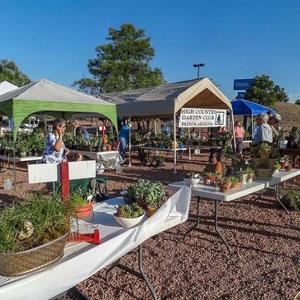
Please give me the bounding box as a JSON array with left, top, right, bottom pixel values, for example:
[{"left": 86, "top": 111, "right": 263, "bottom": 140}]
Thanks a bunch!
[
  {"left": 253, "top": 113, "right": 273, "bottom": 143},
  {"left": 268, "top": 112, "right": 281, "bottom": 138}
]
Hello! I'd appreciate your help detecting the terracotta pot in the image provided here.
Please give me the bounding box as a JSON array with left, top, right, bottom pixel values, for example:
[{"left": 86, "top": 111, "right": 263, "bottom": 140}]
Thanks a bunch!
[
  {"left": 232, "top": 181, "right": 242, "bottom": 189},
  {"left": 137, "top": 199, "right": 147, "bottom": 209},
  {"left": 220, "top": 183, "right": 231, "bottom": 193},
  {"left": 207, "top": 175, "right": 216, "bottom": 182},
  {"left": 146, "top": 206, "right": 157, "bottom": 217},
  {"left": 107, "top": 144, "right": 112, "bottom": 151},
  {"left": 260, "top": 150, "right": 272, "bottom": 159},
  {"left": 280, "top": 161, "right": 286, "bottom": 169},
  {"left": 75, "top": 202, "right": 94, "bottom": 219},
  {"left": 204, "top": 177, "right": 211, "bottom": 185}
]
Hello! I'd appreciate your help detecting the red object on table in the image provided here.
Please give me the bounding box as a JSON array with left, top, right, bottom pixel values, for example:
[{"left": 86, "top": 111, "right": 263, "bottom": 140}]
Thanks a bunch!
[
  {"left": 69, "top": 229, "right": 101, "bottom": 244},
  {"left": 60, "top": 161, "right": 70, "bottom": 201}
]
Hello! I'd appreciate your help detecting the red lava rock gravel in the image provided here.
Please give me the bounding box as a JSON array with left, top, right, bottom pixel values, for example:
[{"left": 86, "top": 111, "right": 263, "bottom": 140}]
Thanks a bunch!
[{"left": 1, "top": 154, "right": 300, "bottom": 299}]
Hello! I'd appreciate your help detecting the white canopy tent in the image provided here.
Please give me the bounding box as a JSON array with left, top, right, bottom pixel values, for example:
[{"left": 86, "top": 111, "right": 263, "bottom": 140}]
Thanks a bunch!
[{"left": 0, "top": 81, "right": 18, "bottom": 95}]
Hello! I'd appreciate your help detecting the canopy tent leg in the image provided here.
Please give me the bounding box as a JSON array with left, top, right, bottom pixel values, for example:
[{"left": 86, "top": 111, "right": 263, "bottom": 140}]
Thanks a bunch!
[
  {"left": 173, "top": 113, "right": 177, "bottom": 173},
  {"left": 251, "top": 114, "right": 254, "bottom": 139},
  {"left": 230, "top": 110, "right": 236, "bottom": 156},
  {"left": 128, "top": 117, "right": 132, "bottom": 167}
]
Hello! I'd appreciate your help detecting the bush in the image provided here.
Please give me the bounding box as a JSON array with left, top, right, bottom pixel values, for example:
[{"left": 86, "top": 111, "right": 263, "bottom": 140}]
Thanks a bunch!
[{"left": 281, "top": 189, "right": 300, "bottom": 211}]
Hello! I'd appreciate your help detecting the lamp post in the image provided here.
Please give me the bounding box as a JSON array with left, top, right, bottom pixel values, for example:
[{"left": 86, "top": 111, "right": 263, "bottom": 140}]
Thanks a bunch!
[{"left": 193, "top": 63, "right": 205, "bottom": 78}]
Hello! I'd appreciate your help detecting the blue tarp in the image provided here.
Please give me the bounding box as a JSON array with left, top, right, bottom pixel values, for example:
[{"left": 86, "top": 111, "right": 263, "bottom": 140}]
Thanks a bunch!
[{"left": 231, "top": 99, "right": 276, "bottom": 116}]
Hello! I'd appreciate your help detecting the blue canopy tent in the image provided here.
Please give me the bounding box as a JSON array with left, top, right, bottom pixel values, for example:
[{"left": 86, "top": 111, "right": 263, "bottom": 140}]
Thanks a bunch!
[
  {"left": 231, "top": 99, "right": 277, "bottom": 140},
  {"left": 231, "top": 99, "right": 276, "bottom": 116}
]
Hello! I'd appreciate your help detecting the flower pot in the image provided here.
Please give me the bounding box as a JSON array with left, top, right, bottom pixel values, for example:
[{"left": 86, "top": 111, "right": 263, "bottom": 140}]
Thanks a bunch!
[
  {"left": 184, "top": 178, "right": 200, "bottom": 185},
  {"left": 107, "top": 144, "right": 112, "bottom": 151},
  {"left": 137, "top": 199, "right": 147, "bottom": 209},
  {"left": 232, "top": 181, "right": 242, "bottom": 189},
  {"left": 260, "top": 150, "right": 272, "bottom": 159},
  {"left": 285, "top": 165, "right": 291, "bottom": 172},
  {"left": 279, "top": 140, "right": 288, "bottom": 149},
  {"left": 0, "top": 232, "right": 68, "bottom": 277},
  {"left": 102, "top": 146, "right": 107, "bottom": 152},
  {"left": 204, "top": 177, "right": 211, "bottom": 185},
  {"left": 220, "top": 183, "right": 231, "bottom": 193},
  {"left": 114, "top": 213, "right": 145, "bottom": 228},
  {"left": 274, "top": 169, "right": 279, "bottom": 174},
  {"left": 247, "top": 177, "right": 253, "bottom": 184},
  {"left": 75, "top": 202, "right": 94, "bottom": 219},
  {"left": 146, "top": 206, "right": 157, "bottom": 217},
  {"left": 241, "top": 174, "right": 248, "bottom": 184},
  {"left": 280, "top": 161, "right": 286, "bottom": 169},
  {"left": 20, "top": 151, "right": 27, "bottom": 158}
]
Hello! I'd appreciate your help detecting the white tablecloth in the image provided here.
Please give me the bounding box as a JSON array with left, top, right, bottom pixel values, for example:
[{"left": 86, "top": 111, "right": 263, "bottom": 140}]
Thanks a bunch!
[{"left": 0, "top": 186, "right": 191, "bottom": 300}]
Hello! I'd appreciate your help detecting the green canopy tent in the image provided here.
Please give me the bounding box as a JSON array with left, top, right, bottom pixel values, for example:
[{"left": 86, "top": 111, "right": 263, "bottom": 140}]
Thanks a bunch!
[{"left": 0, "top": 79, "right": 117, "bottom": 140}]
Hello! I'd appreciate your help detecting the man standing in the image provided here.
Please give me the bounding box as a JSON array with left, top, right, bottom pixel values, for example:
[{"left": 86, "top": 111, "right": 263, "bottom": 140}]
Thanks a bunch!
[{"left": 253, "top": 114, "right": 273, "bottom": 143}]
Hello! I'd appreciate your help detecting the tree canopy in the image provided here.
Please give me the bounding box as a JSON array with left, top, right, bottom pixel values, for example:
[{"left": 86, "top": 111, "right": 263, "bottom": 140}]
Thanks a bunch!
[
  {"left": 0, "top": 59, "right": 31, "bottom": 87},
  {"left": 295, "top": 99, "right": 300, "bottom": 105},
  {"left": 74, "top": 23, "right": 164, "bottom": 95},
  {"left": 245, "top": 74, "right": 288, "bottom": 106}
]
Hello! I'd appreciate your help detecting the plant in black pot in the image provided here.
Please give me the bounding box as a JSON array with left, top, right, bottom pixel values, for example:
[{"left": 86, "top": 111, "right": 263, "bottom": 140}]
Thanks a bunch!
[
  {"left": 153, "top": 155, "right": 165, "bottom": 167},
  {"left": 17, "top": 139, "right": 29, "bottom": 158}
]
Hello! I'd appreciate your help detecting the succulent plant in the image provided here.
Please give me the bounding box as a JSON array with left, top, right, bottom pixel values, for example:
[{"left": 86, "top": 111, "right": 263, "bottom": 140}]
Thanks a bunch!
[{"left": 116, "top": 203, "right": 144, "bottom": 218}]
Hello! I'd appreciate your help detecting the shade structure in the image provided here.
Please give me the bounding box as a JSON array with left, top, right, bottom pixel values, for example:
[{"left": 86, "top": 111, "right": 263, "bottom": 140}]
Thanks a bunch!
[
  {"left": 231, "top": 99, "right": 276, "bottom": 116},
  {"left": 102, "top": 77, "right": 232, "bottom": 117},
  {"left": 0, "top": 81, "right": 18, "bottom": 95},
  {"left": 0, "top": 79, "right": 117, "bottom": 139},
  {"left": 102, "top": 77, "right": 234, "bottom": 172}
]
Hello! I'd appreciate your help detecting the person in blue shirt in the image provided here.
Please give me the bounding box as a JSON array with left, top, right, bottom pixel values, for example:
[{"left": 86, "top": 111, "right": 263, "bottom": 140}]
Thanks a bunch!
[
  {"left": 119, "top": 121, "right": 130, "bottom": 160},
  {"left": 42, "top": 119, "right": 69, "bottom": 163},
  {"left": 73, "top": 119, "right": 90, "bottom": 141}
]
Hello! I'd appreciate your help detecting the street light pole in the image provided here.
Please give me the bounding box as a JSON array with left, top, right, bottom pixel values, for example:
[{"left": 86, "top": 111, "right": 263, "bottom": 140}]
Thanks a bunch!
[{"left": 193, "top": 63, "right": 205, "bottom": 78}]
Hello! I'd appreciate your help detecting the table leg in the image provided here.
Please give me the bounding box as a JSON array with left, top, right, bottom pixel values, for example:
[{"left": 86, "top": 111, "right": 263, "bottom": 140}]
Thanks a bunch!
[
  {"left": 275, "top": 185, "right": 289, "bottom": 214},
  {"left": 214, "top": 201, "right": 232, "bottom": 254},
  {"left": 184, "top": 196, "right": 200, "bottom": 236},
  {"left": 67, "top": 287, "right": 90, "bottom": 300},
  {"left": 106, "top": 245, "right": 158, "bottom": 300}
]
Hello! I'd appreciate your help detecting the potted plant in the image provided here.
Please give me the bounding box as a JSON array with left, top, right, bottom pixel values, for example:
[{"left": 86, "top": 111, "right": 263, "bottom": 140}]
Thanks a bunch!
[
  {"left": 219, "top": 177, "right": 232, "bottom": 193},
  {"left": 127, "top": 179, "right": 152, "bottom": 208},
  {"left": 144, "top": 182, "right": 166, "bottom": 217},
  {"left": 153, "top": 155, "right": 165, "bottom": 167},
  {"left": 114, "top": 203, "right": 145, "bottom": 228},
  {"left": 184, "top": 172, "right": 200, "bottom": 185},
  {"left": 246, "top": 168, "right": 254, "bottom": 183},
  {"left": 69, "top": 191, "right": 94, "bottom": 219},
  {"left": 230, "top": 176, "right": 242, "bottom": 189},
  {"left": 258, "top": 142, "right": 272, "bottom": 159},
  {"left": 0, "top": 193, "right": 70, "bottom": 276},
  {"left": 17, "top": 139, "right": 29, "bottom": 158},
  {"left": 238, "top": 170, "right": 248, "bottom": 184},
  {"left": 274, "top": 160, "right": 281, "bottom": 174}
]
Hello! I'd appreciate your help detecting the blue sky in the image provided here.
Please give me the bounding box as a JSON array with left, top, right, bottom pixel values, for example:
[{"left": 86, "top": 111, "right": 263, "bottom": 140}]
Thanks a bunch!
[{"left": 1, "top": 0, "right": 300, "bottom": 100}]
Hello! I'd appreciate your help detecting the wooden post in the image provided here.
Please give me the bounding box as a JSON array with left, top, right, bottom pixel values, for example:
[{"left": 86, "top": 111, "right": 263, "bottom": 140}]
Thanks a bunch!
[
  {"left": 60, "top": 161, "right": 70, "bottom": 201},
  {"left": 173, "top": 113, "right": 177, "bottom": 173}
]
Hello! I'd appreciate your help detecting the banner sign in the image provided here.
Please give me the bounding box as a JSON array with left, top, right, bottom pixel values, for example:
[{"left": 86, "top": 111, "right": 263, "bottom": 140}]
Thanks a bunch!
[
  {"left": 234, "top": 79, "right": 254, "bottom": 90},
  {"left": 236, "top": 92, "right": 246, "bottom": 99},
  {"left": 179, "top": 108, "right": 226, "bottom": 128}
]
